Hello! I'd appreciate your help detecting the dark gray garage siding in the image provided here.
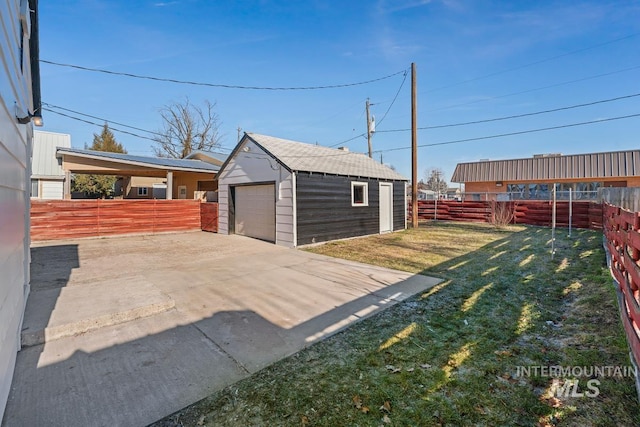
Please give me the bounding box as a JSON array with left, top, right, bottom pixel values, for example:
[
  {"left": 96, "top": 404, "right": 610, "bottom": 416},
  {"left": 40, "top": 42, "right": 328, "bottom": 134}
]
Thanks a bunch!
[{"left": 296, "top": 172, "right": 406, "bottom": 245}]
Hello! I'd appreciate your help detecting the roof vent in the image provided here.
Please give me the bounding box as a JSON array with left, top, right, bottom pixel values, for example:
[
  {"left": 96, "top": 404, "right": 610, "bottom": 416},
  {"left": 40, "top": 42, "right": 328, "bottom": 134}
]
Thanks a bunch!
[
  {"left": 479, "top": 158, "right": 490, "bottom": 161},
  {"left": 337, "top": 147, "right": 349, "bottom": 152},
  {"left": 533, "top": 153, "right": 562, "bottom": 158}
]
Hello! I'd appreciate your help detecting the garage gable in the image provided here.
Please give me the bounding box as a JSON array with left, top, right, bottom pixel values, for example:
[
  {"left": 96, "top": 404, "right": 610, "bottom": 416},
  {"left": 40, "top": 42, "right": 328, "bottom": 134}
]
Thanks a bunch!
[{"left": 217, "top": 138, "right": 295, "bottom": 247}]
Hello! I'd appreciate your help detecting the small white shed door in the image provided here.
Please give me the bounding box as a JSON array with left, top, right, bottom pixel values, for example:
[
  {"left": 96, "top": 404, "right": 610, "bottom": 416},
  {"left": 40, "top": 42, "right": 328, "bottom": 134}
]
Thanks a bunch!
[
  {"left": 235, "top": 184, "right": 276, "bottom": 242},
  {"left": 379, "top": 182, "right": 393, "bottom": 233}
]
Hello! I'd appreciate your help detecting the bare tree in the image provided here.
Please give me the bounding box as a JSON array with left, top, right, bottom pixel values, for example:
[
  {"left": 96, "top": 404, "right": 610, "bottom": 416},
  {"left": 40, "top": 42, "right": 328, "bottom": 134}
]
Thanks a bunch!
[
  {"left": 153, "top": 98, "right": 222, "bottom": 158},
  {"left": 424, "top": 167, "right": 448, "bottom": 194}
]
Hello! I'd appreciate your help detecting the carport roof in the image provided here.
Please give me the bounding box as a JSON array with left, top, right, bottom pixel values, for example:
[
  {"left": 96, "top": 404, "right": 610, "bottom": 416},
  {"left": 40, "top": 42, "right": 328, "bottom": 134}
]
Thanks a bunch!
[
  {"left": 57, "top": 147, "right": 220, "bottom": 173},
  {"left": 223, "top": 133, "right": 407, "bottom": 181}
]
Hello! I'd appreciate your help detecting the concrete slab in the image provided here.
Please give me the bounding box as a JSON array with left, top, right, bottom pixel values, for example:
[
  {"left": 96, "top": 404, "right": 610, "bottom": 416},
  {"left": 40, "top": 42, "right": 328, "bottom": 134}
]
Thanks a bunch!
[
  {"left": 21, "top": 276, "right": 174, "bottom": 347},
  {"left": 3, "top": 232, "right": 441, "bottom": 427}
]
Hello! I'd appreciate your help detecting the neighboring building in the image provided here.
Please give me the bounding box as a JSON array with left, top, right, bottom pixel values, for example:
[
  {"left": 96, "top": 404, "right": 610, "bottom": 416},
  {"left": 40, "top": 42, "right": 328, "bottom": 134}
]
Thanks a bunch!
[
  {"left": 445, "top": 187, "right": 462, "bottom": 200},
  {"left": 56, "top": 148, "right": 222, "bottom": 199},
  {"left": 417, "top": 189, "right": 436, "bottom": 200},
  {"left": 217, "top": 133, "right": 408, "bottom": 247},
  {"left": 451, "top": 150, "right": 640, "bottom": 200},
  {"left": 0, "top": 0, "right": 41, "bottom": 419},
  {"left": 31, "top": 131, "right": 71, "bottom": 199},
  {"left": 114, "top": 176, "right": 167, "bottom": 199}
]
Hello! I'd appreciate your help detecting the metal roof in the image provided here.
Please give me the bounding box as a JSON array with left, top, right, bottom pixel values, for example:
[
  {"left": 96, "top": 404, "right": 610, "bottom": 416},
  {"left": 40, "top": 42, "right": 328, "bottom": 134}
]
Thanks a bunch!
[
  {"left": 184, "top": 150, "right": 227, "bottom": 166},
  {"left": 32, "top": 131, "right": 71, "bottom": 178},
  {"left": 451, "top": 150, "right": 640, "bottom": 183},
  {"left": 57, "top": 147, "right": 220, "bottom": 173},
  {"left": 231, "top": 133, "right": 407, "bottom": 181}
]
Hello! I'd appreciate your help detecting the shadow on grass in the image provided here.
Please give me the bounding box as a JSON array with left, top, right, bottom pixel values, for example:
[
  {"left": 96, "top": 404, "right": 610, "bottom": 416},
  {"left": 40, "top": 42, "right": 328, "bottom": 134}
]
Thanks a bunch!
[{"left": 154, "top": 224, "right": 639, "bottom": 426}]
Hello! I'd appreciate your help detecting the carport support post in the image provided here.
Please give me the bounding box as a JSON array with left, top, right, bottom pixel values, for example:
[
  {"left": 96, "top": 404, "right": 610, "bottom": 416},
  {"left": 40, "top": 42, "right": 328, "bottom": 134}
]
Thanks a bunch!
[
  {"left": 63, "top": 171, "right": 71, "bottom": 199},
  {"left": 166, "top": 171, "right": 173, "bottom": 200}
]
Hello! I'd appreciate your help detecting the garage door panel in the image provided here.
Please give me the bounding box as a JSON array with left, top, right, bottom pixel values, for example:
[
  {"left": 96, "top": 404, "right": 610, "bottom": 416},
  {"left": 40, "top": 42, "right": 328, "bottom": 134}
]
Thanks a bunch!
[{"left": 235, "top": 184, "right": 276, "bottom": 242}]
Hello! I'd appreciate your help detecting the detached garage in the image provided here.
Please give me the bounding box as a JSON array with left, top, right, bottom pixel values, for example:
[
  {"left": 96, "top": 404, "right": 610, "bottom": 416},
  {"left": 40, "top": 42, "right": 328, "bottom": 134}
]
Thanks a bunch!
[{"left": 217, "top": 133, "right": 408, "bottom": 247}]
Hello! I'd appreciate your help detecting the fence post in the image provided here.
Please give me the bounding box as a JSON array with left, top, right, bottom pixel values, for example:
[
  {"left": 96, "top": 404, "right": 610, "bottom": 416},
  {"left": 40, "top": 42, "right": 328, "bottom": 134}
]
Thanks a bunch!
[
  {"left": 551, "top": 184, "right": 557, "bottom": 259},
  {"left": 568, "top": 188, "right": 572, "bottom": 237},
  {"left": 434, "top": 195, "right": 438, "bottom": 221}
]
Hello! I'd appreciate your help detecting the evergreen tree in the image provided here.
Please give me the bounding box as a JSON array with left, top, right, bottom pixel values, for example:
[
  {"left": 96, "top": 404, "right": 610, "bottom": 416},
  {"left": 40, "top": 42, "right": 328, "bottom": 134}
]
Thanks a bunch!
[
  {"left": 88, "top": 123, "right": 127, "bottom": 153},
  {"left": 72, "top": 124, "right": 127, "bottom": 198}
]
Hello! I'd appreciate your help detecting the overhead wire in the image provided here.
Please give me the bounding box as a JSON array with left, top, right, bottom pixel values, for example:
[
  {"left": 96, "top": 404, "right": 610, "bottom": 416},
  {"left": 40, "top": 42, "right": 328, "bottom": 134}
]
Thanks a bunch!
[
  {"left": 423, "top": 31, "right": 640, "bottom": 93},
  {"left": 43, "top": 102, "right": 162, "bottom": 136},
  {"left": 40, "top": 59, "right": 409, "bottom": 91},
  {"left": 42, "top": 107, "right": 234, "bottom": 152},
  {"left": 425, "top": 64, "right": 640, "bottom": 113},
  {"left": 328, "top": 69, "right": 408, "bottom": 148},
  {"left": 375, "top": 92, "right": 640, "bottom": 133},
  {"left": 374, "top": 113, "right": 640, "bottom": 153}
]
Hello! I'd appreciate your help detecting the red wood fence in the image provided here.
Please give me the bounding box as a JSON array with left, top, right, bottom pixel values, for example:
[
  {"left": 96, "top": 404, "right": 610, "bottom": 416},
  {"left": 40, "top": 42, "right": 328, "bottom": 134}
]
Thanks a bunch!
[
  {"left": 603, "top": 202, "right": 640, "bottom": 376},
  {"left": 200, "top": 202, "right": 218, "bottom": 233},
  {"left": 409, "top": 200, "right": 603, "bottom": 229},
  {"left": 31, "top": 200, "right": 203, "bottom": 241}
]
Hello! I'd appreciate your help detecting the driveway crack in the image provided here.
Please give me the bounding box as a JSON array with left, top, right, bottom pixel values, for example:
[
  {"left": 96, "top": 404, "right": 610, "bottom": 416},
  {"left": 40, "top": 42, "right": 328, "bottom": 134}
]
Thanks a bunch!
[{"left": 191, "top": 323, "right": 251, "bottom": 375}]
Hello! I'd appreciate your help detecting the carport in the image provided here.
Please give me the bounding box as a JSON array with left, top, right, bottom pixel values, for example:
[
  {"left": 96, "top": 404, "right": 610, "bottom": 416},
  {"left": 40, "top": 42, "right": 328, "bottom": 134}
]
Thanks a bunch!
[{"left": 56, "top": 147, "right": 222, "bottom": 200}]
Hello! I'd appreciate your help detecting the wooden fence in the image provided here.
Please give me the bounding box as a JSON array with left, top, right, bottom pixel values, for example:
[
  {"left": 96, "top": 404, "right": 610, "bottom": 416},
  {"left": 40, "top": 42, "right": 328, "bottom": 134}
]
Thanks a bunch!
[
  {"left": 603, "top": 202, "right": 640, "bottom": 381},
  {"left": 31, "top": 200, "right": 203, "bottom": 241},
  {"left": 409, "top": 200, "right": 603, "bottom": 229},
  {"left": 200, "top": 202, "right": 218, "bottom": 233}
]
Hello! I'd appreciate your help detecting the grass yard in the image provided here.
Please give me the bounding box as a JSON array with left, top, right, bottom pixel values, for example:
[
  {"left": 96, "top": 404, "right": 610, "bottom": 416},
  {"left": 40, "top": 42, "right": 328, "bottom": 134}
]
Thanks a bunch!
[{"left": 155, "top": 221, "right": 639, "bottom": 426}]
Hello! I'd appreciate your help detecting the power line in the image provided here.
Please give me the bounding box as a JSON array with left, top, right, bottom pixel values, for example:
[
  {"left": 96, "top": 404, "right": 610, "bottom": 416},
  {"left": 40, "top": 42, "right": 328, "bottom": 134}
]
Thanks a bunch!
[
  {"left": 328, "top": 132, "right": 367, "bottom": 148},
  {"left": 43, "top": 103, "right": 162, "bottom": 136},
  {"left": 374, "top": 113, "right": 640, "bottom": 153},
  {"left": 376, "top": 92, "right": 640, "bottom": 133},
  {"left": 44, "top": 108, "right": 160, "bottom": 143},
  {"left": 376, "top": 70, "right": 408, "bottom": 127},
  {"left": 328, "top": 70, "right": 408, "bottom": 148},
  {"left": 43, "top": 105, "right": 235, "bottom": 152},
  {"left": 40, "top": 59, "right": 409, "bottom": 91},
  {"left": 424, "top": 32, "right": 640, "bottom": 93},
  {"left": 425, "top": 64, "right": 640, "bottom": 113}
]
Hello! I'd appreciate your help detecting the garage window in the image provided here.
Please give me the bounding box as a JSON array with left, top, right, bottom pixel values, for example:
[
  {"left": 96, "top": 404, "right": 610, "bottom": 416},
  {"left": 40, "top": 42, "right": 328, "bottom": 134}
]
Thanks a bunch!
[
  {"left": 138, "top": 187, "right": 148, "bottom": 196},
  {"left": 351, "top": 182, "right": 368, "bottom": 206}
]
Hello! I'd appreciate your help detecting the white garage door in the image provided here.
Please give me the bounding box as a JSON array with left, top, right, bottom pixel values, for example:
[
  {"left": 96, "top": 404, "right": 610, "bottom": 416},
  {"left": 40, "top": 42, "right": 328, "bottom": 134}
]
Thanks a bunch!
[
  {"left": 234, "top": 184, "right": 276, "bottom": 242},
  {"left": 41, "top": 181, "right": 63, "bottom": 200}
]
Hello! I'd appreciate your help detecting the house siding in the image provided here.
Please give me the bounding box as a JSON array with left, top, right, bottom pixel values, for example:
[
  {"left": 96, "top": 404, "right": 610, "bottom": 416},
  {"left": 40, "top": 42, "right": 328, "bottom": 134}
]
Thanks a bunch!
[
  {"left": 0, "top": 0, "right": 36, "bottom": 418},
  {"left": 296, "top": 173, "right": 405, "bottom": 245},
  {"left": 217, "top": 139, "right": 294, "bottom": 247}
]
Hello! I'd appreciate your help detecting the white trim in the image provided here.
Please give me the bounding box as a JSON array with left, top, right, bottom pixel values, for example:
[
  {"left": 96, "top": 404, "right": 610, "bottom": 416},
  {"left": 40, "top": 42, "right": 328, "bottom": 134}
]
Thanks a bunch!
[
  {"left": 292, "top": 171, "right": 298, "bottom": 247},
  {"left": 57, "top": 149, "right": 218, "bottom": 174},
  {"left": 404, "top": 183, "right": 407, "bottom": 230},
  {"left": 137, "top": 187, "right": 148, "bottom": 196},
  {"left": 379, "top": 182, "right": 394, "bottom": 233},
  {"left": 351, "top": 181, "right": 369, "bottom": 207}
]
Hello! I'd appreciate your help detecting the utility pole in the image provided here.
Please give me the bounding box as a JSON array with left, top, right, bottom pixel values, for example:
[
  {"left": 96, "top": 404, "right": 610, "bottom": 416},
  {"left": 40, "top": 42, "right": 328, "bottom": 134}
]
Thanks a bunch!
[
  {"left": 411, "top": 62, "right": 418, "bottom": 229},
  {"left": 366, "top": 98, "right": 373, "bottom": 158}
]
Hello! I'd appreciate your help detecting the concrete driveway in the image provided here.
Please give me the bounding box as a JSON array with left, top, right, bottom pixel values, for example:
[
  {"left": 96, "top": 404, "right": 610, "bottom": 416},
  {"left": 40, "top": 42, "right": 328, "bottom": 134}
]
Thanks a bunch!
[{"left": 3, "top": 232, "right": 440, "bottom": 427}]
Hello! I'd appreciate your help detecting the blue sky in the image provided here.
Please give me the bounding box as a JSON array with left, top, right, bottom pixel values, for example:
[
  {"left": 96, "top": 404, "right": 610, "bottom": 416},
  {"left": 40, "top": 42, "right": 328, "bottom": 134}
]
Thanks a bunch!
[{"left": 39, "top": 0, "right": 640, "bottom": 183}]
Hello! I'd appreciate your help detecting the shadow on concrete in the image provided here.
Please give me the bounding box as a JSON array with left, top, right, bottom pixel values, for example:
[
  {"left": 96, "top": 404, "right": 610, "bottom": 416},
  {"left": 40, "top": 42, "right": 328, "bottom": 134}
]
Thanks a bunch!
[
  {"left": 3, "top": 252, "right": 434, "bottom": 427},
  {"left": 20, "top": 245, "right": 79, "bottom": 346}
]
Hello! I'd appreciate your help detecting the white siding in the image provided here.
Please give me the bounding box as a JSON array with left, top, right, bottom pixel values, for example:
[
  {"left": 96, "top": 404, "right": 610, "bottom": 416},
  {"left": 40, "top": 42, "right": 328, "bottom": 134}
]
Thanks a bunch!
[
  {"left": 0, "top": 0, "right": 34, "bottom": 419},
  {"left": 40, "top": 179, "right": 63, "bottom": 199},
  {"left": 218, "top": 139, "right": 295, "bottom": 247}
]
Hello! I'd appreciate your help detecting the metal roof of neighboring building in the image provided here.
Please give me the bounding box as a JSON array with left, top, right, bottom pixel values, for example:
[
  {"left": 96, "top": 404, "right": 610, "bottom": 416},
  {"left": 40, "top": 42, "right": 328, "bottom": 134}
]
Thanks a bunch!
[
  {"left": 32, "top": 131, "right": 71, "bottom": 178},
  {"left": 226, "top": 133, "right": 407, "bottom": 181},
  {"left": 184, "top": 150, "right": 227, "bottom": 166},
  {"left": 451, "top": 150, "right": 640, "bottom": 183},
  {"left": 57, "top": 147, "right": 220, "bottom": 173}
]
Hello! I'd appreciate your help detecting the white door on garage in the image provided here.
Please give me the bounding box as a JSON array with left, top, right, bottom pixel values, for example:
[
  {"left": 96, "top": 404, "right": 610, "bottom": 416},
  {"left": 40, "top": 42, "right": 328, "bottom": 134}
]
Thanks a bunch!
[
  {"left": 234, "top": 184, "right": 276, "bottom": 242},
  {"left": 379, "top": 182, "right": 393, "bottom": 233}
]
